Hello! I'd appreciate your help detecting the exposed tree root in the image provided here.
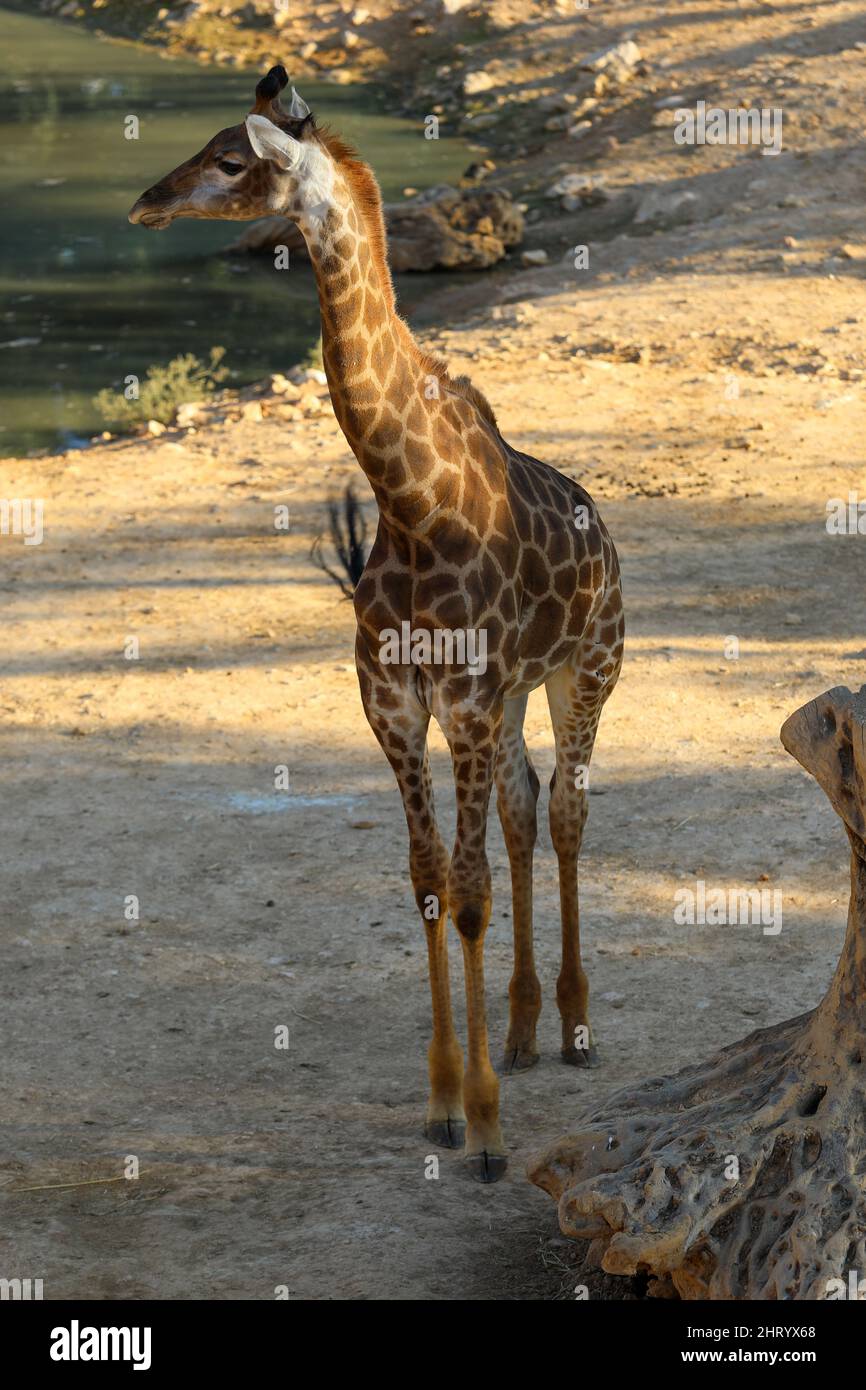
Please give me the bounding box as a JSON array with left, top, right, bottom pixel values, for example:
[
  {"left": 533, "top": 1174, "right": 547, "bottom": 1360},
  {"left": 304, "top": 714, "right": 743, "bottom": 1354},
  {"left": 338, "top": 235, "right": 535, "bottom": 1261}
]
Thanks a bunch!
[{"left": 529, "top": 686, "right": 866, "bottom": 1300}]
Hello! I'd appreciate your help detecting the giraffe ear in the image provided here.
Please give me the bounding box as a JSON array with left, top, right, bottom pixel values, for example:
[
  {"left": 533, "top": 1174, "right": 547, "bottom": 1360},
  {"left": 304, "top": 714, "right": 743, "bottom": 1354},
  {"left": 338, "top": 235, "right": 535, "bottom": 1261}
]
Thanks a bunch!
[
  {"left": 288, "top": 87, "right": 311, "bottom": 120},
  {"left": 245, "top": 114, "right": 302, "bottom": 170}
]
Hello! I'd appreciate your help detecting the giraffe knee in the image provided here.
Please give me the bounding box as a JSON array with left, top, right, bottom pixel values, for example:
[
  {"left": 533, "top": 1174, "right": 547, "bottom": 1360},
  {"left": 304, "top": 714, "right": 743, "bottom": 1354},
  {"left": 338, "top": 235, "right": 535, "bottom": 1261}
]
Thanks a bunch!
[
  {"left": 549, "top": 788, "right": 588, "bottom": 858},
  {"left": 451, "top": 898, "right": 490, "bottom": 943},
  {"left": 448, "top": 859, "right": 491, "bottom": 941},
  {"left": 410, "top": 840, "right": 449, "bottom": 923}
]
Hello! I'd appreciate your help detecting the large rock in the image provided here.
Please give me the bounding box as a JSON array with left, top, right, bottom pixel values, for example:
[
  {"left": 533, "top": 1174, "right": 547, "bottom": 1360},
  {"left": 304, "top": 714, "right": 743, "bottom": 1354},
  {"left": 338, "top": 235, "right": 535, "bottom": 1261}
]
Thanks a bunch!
[{"left": 226, "top": 185, "right": 524, "bottom": 272}]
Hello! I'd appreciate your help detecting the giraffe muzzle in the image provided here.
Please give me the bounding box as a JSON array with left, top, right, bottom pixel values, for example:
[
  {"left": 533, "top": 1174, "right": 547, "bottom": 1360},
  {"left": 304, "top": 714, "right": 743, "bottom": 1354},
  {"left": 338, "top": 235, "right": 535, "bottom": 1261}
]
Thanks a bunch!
[
  {"left": 128, "top": 201, "right": 172, "bottom": 230},
  {"left": 128, "top": 188, "right": 179, "bottom": 230}
]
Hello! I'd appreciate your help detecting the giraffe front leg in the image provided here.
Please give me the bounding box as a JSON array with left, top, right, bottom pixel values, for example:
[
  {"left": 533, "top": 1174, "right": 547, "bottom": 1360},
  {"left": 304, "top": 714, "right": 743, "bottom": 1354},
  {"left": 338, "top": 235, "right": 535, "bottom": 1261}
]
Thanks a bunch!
[
  {"left": 396, "top": 774, "right": 466, "bottom": 1147},
  {"left": 356, "top": 656, "right": 465, "bottom": 1147},
  {"left": 495, "top": 694, "right": 542, "bottom": 1075},
  {"left": 443, "top": 703, "right": 506, "bottom": 1183},
  {"left": 412, "top": 848, "right": 466, "bottom": 1150}
]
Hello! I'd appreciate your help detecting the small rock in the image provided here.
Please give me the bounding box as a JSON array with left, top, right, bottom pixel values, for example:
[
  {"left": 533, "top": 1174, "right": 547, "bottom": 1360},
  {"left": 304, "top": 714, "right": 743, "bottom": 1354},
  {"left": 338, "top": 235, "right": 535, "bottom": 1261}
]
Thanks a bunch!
[
  {"left": 837, "top": 244, "right": 866, "bottom": 261},
  {"left": 269, "top": 373, "right": 299, "bottom": 397},
  {"left": 465, "top": 113, "right": 497, "bottom": 130},
  {"left": 579, "top": 39, "right": 641, "bottom": 76},
  {"left": 461, "top": 158, "right": 496, "bottom": 182},
  {"left": 521, "top": 249, "right": 548, "bottom": 267},
  {"left": 634, "top": 186, "right": 698, "bottom": 230},
  {"left": 546, "top": 173, "right": 594, "bottom": 198},
  {"left": 175, "top": 401, "right": 206, "bottom": 428},
  {"left": 539, "top": 93, "right": 578, "bottom": 114},
  {"left": 241, "top": 400, "right": 264, "bottom": 423},
  {"left": 464, "top": 70, "right": 496, "bottom": 96},
  {"left": 146, "top": 419, "right": 166, "bottom": 436}
]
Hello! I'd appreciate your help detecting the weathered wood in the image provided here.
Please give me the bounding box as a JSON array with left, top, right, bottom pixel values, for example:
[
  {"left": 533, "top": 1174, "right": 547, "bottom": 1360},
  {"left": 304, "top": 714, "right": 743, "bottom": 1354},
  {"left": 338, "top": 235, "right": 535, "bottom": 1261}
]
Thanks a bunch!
[{"left": 528, "top": 686, "right": 866, "bottom": 1299}]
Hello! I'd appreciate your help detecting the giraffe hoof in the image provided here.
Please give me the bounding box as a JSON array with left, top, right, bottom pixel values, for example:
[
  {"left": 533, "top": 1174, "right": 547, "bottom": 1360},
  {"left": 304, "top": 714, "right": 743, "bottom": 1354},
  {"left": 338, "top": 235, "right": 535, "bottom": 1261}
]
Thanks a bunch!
[
  {"left": 465, "top": 1151, "right": 507, "bottom": 1184},
  {"left": 500, "top": 1048, "right": 540, "bottom": 1075},
  {"left": 562, "top": 1043, "right": 600, "bottom": 1068},
  {"left": 424, "top": 1118, "right": 466, "bottom": 1150}
]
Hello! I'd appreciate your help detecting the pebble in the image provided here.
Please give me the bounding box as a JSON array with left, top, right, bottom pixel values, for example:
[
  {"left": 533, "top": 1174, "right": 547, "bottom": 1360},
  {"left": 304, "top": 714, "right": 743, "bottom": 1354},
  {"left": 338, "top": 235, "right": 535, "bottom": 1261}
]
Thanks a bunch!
[
  {"left": 464, "top": 71, "right": 496, "bottom": 96},
  {"left": 579, "top": 40, "right": 641, "bottom": 74}
]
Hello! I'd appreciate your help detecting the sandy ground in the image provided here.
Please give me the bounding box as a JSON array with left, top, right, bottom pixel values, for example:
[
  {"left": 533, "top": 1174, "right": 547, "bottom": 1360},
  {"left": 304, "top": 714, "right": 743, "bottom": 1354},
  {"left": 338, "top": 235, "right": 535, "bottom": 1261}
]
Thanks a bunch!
[{"left": 2, "top": 0, "right": 866, "bottom": 1300}]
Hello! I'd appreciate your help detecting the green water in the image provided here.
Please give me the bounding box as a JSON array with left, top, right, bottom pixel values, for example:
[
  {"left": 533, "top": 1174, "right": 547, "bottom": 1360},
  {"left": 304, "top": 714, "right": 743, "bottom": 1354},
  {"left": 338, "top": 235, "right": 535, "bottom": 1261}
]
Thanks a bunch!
[{"left": 0, "top": 9, "right": 472, "bottom": 454}]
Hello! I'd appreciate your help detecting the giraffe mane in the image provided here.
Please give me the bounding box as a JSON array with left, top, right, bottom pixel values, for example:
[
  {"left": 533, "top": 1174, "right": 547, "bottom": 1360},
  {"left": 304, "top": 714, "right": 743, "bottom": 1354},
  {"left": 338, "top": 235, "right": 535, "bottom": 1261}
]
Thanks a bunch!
[
  {"left": 315, "top": 126, "right": 395, "bottom": 308},
  {"left": 314, "top": 126, "right": 500, "bottom": 435}
]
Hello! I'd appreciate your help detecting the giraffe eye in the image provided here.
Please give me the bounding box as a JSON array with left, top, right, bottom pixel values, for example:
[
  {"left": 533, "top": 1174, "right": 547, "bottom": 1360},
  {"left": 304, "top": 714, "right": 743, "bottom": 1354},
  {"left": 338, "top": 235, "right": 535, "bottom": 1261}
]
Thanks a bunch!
[{"left": 218, "top": 159, "right": 245, "bottom": 176}]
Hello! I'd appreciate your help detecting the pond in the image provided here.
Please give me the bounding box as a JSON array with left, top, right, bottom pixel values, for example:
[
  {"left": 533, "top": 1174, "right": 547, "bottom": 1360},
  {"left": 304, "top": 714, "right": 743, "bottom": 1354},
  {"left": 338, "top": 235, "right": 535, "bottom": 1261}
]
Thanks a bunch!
[{"left": 0, "top": 8, "right": 474, "bottom": 455}]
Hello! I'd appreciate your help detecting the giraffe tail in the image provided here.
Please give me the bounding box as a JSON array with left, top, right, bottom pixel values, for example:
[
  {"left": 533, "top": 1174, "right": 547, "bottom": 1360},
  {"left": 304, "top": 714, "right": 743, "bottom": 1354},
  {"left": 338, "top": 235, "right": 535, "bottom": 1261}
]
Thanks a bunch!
[{"left": 310, "top": 483, "right": 369, "bottom": 598}]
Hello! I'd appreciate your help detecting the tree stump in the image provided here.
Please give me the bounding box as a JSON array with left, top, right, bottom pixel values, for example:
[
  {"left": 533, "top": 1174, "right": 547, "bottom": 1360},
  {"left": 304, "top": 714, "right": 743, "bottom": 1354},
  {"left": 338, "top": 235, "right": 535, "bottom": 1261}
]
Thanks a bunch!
[{"left": 528, "top": 686, "right": 866, "bottom": 1300}]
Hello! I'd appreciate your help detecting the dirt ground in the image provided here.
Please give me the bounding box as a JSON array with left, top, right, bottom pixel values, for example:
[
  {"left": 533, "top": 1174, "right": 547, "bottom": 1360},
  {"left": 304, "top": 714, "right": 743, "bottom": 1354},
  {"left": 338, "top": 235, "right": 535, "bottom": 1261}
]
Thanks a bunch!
[{"left": 2, "top": 1, "right": 866, "bottom": 1300}]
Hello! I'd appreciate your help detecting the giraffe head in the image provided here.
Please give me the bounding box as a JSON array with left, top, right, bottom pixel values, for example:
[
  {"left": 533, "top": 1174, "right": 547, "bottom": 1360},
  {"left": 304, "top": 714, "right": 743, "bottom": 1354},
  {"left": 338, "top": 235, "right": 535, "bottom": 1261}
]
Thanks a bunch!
[{"left": 128, "top": 65, "right": 336, "bottom": 232}]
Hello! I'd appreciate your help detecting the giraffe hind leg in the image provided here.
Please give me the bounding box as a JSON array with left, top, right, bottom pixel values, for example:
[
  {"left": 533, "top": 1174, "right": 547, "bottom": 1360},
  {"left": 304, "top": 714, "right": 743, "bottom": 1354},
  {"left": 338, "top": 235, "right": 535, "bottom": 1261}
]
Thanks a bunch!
[{"left": 545, "top": 627, "right": 622, "bottom": 1068}]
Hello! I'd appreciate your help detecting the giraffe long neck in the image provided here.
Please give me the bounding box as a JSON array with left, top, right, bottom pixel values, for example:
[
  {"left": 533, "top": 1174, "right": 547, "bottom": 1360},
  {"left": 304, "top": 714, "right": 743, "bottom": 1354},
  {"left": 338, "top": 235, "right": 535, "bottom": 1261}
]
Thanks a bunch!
[{"left": 298, "top": 175, "right": 452, "bottom": 533}]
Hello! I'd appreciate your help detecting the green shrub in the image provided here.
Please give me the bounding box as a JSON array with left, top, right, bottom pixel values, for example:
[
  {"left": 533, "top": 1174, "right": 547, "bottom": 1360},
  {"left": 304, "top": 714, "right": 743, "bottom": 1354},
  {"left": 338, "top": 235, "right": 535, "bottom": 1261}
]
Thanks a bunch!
[
  {"left": 300, "top": 333, "right": 323, "bottom": 372},
  {"left": 94, "top": 346, "right": 229, "bottom": 430}
]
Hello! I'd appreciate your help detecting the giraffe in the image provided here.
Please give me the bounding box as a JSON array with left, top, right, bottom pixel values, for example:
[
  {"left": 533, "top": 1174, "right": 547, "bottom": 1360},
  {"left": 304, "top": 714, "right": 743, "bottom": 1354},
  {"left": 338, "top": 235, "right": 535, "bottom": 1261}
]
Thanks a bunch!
[{"left": 129, "top": 66, "right": 625, "bottom": 1183}]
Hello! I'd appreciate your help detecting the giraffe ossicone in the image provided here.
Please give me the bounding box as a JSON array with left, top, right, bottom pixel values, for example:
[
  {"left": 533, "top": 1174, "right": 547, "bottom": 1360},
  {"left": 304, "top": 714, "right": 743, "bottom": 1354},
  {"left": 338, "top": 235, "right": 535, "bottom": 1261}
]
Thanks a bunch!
[
  {"left": 288, "top": 87, "right": 311, "bottom": 120},
  {"left": 128, "top": 66, "right": 625, "bottom": 1184}
]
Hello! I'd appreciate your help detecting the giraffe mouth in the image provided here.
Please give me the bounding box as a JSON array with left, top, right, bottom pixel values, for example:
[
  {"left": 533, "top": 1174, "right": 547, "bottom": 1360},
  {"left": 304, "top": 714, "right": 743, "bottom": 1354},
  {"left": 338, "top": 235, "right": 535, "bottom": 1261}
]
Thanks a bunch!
[
  {"left": 128, "top": 198, "right": 178, "bottom": 231},
  {"left": 131, "top": 210, "right": 173, "bottom": 231}
]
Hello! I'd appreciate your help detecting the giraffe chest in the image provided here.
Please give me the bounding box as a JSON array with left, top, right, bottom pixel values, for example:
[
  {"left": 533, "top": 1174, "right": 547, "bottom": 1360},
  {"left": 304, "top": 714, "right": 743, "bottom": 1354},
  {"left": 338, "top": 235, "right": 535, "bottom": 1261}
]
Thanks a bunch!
[{"left": 354, "top": 550, "right": 598, "bottom": 702}]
